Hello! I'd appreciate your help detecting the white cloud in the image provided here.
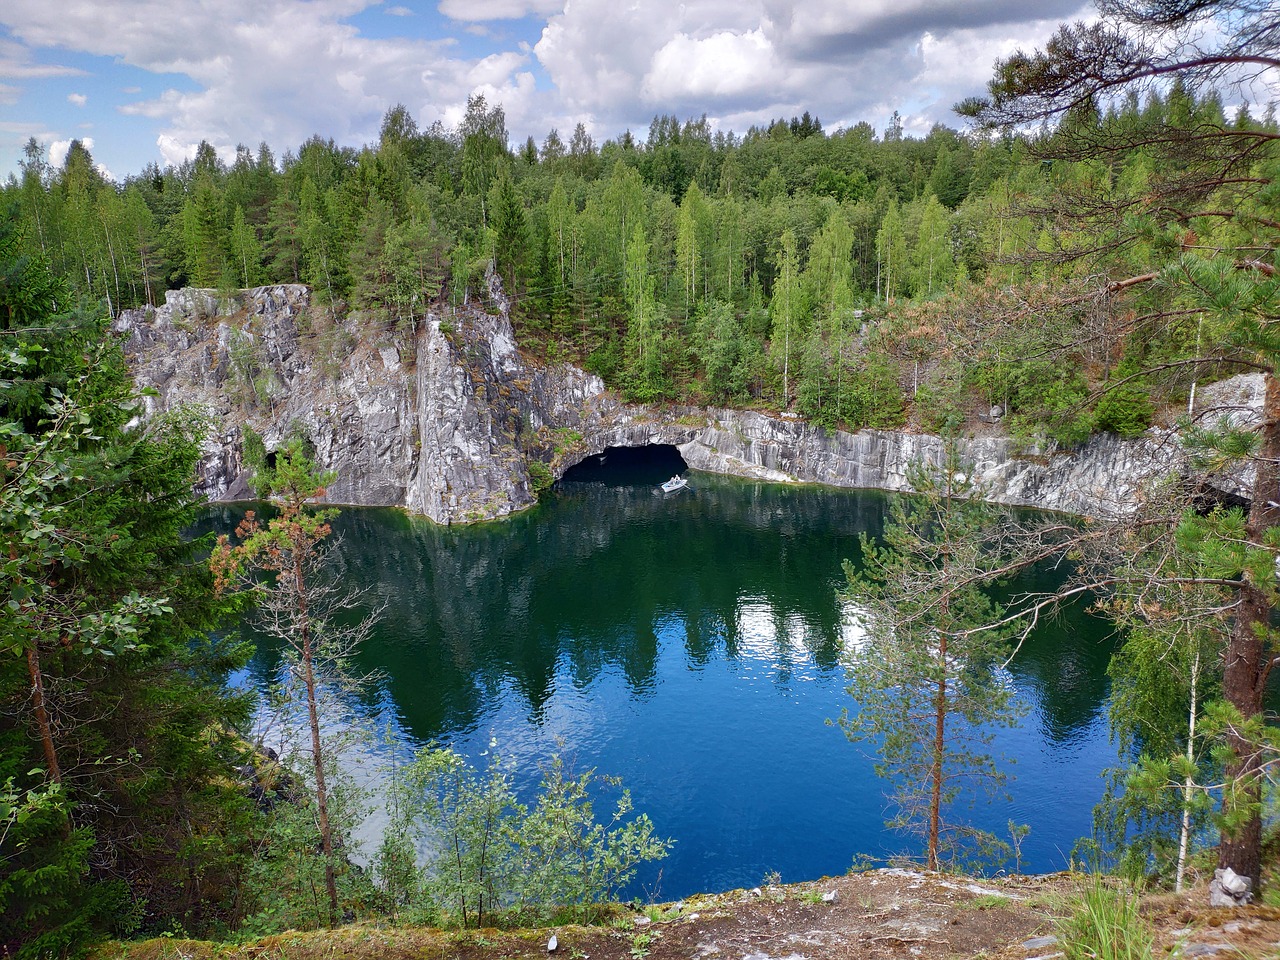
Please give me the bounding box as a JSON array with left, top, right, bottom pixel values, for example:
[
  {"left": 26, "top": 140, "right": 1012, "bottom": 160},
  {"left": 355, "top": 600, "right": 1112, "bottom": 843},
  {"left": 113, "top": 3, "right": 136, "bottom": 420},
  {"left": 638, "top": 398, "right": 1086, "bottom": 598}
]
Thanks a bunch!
[
  {"left": 0, "top": 36, "right": 85, "bottom": 80},
  {"left": 534, "top": 0, "right": 1092, "bottom": 140},
  {"left": 67, "top": 92, "right": 87, "bottom": 106},
  {"left": 49, "top": 135, "right": 92, "bottom": 167},
  {"left": 0, "top": 0, "right": 1101, "bottom": 177},
  {"left": 642, "top": 29, "right": 779, "bottom": 102},
  {"left": 1, "top": 0, "right": 526, "bottom": 165},
  {"left": 156, "top": 133, "right": 197, "bottom": 167},
  {"left": 438, "top": 0, "right": 563, "bottom": 22}
]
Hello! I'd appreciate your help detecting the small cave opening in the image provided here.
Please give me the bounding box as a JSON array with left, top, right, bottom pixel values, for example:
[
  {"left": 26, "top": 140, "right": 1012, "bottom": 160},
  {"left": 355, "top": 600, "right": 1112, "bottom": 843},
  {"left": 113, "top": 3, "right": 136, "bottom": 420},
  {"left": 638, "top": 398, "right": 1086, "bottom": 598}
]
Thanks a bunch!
[{"left": 560, "top": 444, "right": 688, "bottom": 487}]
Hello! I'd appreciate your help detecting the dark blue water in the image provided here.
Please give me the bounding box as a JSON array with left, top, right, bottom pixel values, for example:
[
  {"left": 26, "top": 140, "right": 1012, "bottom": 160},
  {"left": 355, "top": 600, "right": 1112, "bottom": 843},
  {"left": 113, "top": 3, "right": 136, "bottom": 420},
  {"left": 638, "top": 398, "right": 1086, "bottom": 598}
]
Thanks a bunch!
[{"left": 223, "top": 446, "right": 1117, "bottom": 900}]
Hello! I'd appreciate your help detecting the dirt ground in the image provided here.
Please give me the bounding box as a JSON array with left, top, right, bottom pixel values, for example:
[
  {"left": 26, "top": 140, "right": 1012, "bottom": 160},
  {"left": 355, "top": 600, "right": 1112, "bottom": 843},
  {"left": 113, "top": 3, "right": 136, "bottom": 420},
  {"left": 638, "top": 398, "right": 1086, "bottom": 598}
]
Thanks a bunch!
[{"left": 107, "top": 870, "right": 1280, "bottom": 960}]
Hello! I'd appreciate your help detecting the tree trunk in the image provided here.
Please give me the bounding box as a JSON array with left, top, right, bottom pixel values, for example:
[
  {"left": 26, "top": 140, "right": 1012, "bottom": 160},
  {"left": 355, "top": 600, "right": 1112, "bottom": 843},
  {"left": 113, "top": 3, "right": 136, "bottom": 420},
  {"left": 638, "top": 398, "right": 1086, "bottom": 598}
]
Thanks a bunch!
[
  {"left": 929, "top": 591, "right": 950, "bottom": 872},
  {"left": 1217, "top": 371, "right": 1280, "bottom": 888},
  {"left": 929, "top": 642, "right": 945, "bottom": 872},
  {"left": 298, "top": 553, "right": 339, "bottom": 926},
  {"left": 27, "top": 641, "right": 61, "bottom": 784},
  {"left": 1176, "top": 647, "right": 1199, "bottom": 893}
]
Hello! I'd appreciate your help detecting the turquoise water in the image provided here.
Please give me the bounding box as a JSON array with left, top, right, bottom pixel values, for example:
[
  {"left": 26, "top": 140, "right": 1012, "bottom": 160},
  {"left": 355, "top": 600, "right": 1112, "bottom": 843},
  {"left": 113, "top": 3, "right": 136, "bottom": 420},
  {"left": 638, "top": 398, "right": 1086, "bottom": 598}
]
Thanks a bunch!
[{"left": 219, "top": 445, "right": 1118, "bottom": 900}]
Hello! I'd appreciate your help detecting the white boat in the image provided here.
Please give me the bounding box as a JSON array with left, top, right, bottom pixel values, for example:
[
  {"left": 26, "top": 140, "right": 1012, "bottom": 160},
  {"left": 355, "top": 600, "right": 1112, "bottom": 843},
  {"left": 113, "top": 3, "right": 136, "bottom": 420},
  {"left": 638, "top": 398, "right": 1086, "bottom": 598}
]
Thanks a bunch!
[{"left": 660, "top": 475, "right": 688, "bottom": 494}]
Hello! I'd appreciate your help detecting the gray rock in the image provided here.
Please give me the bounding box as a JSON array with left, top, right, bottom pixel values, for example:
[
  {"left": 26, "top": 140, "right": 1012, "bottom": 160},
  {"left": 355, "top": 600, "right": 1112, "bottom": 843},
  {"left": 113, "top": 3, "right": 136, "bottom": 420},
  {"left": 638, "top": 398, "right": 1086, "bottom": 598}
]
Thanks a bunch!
[
  {"left": 1020, "top": 935, "right": 1058, "bottom": 949},
  {"left": 1181, "top": 945, "right": 1232, "bottom": 957},
  {"left": 821, "top": 890, "right": 838, "bottom": 903},
  {"left": 121, "top": 281, "right": 1262, "bottom": 526},
  {"left": 1208, "top": 867, "right": 1252, "bottom": 906},
  {"left": 546, "top": 934, "right": 557, "bottom": 952}
]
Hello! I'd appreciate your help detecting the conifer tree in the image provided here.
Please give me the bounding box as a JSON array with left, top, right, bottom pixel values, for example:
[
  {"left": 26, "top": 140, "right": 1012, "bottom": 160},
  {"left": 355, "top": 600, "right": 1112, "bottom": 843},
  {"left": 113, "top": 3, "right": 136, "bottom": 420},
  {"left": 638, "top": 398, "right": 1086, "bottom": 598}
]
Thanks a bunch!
[
  {"left": 212, "top": 440, "right": 377, "bottom": 928},
  {"left": 960, "top": 0, "right": 1280, "bottom": 887},
  {"left": 839, "top": 453, "right": 1022, "bottom": 869},
  {"left": 1, "top": 215, "right": 251, "bottom": 947}
]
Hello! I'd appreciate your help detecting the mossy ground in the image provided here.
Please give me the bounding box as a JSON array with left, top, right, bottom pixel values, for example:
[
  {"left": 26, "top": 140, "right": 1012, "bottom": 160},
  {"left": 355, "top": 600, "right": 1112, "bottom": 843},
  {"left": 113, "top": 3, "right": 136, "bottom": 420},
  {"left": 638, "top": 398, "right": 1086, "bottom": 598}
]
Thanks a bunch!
[{"left": 96, "top": 870, "right": 1280, "bottom": 960}]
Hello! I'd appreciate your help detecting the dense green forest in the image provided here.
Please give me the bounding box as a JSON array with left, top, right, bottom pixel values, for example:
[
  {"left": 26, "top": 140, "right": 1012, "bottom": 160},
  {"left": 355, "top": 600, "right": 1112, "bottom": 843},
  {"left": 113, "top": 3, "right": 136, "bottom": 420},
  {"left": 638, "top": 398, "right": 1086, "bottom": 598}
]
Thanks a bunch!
[
  {"left": 7, "top": 82, "right": 1273, "bottom": 442},
  {"left": 4, "top": 0, "right": 1280, "bottom": 951}
]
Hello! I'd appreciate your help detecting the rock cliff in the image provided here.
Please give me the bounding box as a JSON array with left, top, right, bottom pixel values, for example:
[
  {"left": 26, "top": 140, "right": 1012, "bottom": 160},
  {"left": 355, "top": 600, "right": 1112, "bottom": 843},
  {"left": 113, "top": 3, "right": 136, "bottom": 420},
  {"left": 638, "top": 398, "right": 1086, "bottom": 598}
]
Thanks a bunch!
[{"left": 116, "top": 281, "right": 1250, "bottom": 523}]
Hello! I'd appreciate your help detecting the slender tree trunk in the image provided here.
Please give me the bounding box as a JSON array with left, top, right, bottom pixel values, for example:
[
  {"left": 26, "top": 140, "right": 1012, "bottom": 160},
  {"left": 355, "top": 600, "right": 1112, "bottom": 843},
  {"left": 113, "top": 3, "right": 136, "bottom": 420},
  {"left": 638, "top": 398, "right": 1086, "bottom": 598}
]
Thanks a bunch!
[
  {"left": 1217, "top": 371, "right": 1280, "bottom": 888},
  {"left": 27, "top": 641, "right": 61, "bottom": 784},
  {"left": 1176, "top": 647, "right": 1200, "bottom": 893},
  {"left": 297, "top": 553, "right": 339, "bottom": 926},
  {"left": 929, "top": 628, "right": 947, "bottom": 871}
]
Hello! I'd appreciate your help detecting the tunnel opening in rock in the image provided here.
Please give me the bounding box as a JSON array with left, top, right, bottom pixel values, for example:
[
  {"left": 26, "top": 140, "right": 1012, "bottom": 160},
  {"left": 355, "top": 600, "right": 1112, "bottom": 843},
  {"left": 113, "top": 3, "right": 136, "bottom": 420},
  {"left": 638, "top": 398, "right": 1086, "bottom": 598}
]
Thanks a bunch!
[{"left": 560, "top": 444, "right": 688, "bottom": 487}]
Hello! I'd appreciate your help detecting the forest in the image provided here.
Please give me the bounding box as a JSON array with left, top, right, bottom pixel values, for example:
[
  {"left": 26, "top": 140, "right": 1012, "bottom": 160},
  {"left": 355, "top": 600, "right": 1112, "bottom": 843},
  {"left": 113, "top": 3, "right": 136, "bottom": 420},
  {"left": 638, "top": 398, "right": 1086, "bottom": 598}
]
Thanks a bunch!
[
  {"left": 2, "top": 0, "right": 1279, "bottom": 953},
  {"left": 9, "top": 80, "right": 1273, "bottom": 443}
]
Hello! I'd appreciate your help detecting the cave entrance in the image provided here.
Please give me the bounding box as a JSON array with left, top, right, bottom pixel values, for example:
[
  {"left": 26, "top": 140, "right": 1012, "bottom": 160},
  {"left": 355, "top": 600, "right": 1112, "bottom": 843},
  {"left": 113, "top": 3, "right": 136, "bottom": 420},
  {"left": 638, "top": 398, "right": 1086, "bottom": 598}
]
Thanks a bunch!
[{"left": 560, "top": 444, "right": 688, "bottom": 487}]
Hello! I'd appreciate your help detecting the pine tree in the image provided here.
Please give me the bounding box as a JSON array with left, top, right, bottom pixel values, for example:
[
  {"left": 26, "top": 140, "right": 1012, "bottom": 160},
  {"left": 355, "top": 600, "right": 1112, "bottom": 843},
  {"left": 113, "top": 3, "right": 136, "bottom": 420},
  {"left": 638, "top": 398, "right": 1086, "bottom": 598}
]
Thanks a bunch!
[
  {"left": 211, "top": 440, "right": 378, "bottom": 928},
  {"left": 960, "top": 0, "right": 1280, "bottom": 887},
  {"left": 839, "top": 453, "right": 1022, "bottom": 869}
]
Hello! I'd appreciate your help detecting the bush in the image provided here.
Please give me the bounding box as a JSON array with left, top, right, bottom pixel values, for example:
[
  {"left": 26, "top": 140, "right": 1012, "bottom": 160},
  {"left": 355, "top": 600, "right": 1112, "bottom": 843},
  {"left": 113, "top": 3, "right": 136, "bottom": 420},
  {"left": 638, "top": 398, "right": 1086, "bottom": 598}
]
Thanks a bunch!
[
  {"left": 527, "top": 460, "right": 554, "bottom": 495},
  {"left": 1094, "top": 375, "right": 1153, "bottom": 438},
  {"left": 384, "top": 747, "right": 671, "bottom": 928}
]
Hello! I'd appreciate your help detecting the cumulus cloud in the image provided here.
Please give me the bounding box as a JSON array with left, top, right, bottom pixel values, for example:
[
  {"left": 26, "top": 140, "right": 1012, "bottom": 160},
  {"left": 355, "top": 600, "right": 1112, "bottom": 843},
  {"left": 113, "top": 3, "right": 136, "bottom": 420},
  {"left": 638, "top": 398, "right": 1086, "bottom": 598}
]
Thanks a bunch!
[
  {"left": 642, "top": 29, "right": 780, "bottom": 103},
  {"left": 536, "top": 0, "right": 1091, "bottom": 139},
  {"left": 48, "top": 135, "right": 92, "bottom": 167},
  {"left": 67, "top": 92, "right": 86, "bottom": 106},
  {"left": 1, "top": 0, "right": 1099, "bottom": 176},
  {"left": 2, "top": 0, "right": 527, "bottom": 164}
]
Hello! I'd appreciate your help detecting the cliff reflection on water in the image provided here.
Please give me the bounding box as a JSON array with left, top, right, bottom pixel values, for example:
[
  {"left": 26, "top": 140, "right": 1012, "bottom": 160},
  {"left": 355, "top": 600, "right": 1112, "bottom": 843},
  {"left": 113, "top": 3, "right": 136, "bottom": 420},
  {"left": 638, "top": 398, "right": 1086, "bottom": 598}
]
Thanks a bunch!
[{"left": 218, "top": 446, "right": 1117, "bottom": 898}]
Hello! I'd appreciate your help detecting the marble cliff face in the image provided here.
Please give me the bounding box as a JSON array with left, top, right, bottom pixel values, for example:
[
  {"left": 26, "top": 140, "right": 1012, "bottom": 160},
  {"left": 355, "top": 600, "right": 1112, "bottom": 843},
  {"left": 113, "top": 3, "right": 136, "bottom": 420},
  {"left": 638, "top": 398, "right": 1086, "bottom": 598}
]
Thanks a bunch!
[{"left": 117, "top": 279, "right": 1255, "bottom": 524}]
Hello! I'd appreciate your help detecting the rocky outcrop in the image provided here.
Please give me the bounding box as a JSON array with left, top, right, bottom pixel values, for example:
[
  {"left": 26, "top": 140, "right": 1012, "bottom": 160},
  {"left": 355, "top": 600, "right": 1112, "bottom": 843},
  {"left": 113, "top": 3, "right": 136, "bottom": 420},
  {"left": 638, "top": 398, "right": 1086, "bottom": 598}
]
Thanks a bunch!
[
  {"left": 117, "top": 285, "right": 419, "bottom": 509},
  {"left": 117, "top": 281, "right": 1252, "bottom": 524}
]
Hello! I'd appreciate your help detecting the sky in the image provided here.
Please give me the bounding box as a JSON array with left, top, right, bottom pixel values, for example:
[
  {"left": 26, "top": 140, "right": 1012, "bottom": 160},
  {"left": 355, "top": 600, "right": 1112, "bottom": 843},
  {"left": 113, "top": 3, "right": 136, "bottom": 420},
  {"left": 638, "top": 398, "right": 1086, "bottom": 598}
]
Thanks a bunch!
[{"left": 0, "top": 0, "right": 1098, "bottom": 182}]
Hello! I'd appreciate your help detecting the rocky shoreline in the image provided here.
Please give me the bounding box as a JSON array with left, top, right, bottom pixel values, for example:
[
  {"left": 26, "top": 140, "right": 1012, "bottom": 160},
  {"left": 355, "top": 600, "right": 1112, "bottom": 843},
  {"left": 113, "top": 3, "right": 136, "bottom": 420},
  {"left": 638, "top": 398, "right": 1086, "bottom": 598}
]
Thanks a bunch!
[{"left": 116, "top": 281, "right": 1257, "bottom": 524}]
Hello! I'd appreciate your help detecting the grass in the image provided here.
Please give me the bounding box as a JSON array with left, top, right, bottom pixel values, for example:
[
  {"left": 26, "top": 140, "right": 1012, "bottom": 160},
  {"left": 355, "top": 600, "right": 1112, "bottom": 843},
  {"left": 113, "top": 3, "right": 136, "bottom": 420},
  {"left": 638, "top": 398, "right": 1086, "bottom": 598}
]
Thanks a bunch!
[
  {"left": 629, "top": 931, "right": 653, "bottom": 958},
  {"left": 1056, "top": 876, "right": 1155, "bottom": 960}
]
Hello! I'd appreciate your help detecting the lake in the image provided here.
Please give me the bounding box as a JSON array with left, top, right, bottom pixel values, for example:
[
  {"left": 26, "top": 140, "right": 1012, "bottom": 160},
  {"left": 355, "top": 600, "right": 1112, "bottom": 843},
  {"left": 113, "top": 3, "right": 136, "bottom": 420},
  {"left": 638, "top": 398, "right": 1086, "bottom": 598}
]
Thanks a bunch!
[{"left": 219, "top": 444, "right": 1118, "bottom": 901}]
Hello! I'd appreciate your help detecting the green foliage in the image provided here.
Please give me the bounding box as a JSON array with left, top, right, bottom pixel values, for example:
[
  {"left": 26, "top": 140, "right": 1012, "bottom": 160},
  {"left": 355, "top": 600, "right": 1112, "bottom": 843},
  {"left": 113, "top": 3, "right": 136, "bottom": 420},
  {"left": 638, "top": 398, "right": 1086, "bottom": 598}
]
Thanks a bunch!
[
  {"left": 527, "top": 458, "right": 554, "bottom": 495},
  {"left": 839, "top": 451, "right": 1023, "bottom": 870},
  {"left": 0, "top": 778, "right": 125, "bottom": 959},
  {"left": 973, "top": 355, "right": 1093, "bottom": 447},
  {"left": 236, "top": 763, "right": 376, "bottom": 936},
  {"left": 1093, "top": 361, "right": 1152, "bottom": 439},
  {"left": 241, "top": 422, "right": 267, "bottom": 476},
  {"left": 386, "top": 746, "right": 671, "bottom": 928},
  {"left": 0, "top": 212, "right": 253, "bottom": 944},
  {"left": 211, "top": 440, "right": 369, "bottom": 930},
  {"left": 1056, "top": 877, "right": 1155, "bottom": 960},
  {"left": 1093, "top": 505, "right": 1227, "bottom": 886}
]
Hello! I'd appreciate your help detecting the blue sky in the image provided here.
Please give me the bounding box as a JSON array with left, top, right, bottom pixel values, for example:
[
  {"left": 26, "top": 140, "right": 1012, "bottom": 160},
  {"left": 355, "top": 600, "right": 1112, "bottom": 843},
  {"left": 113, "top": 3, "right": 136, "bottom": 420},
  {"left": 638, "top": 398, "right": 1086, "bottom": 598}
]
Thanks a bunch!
[{"left": 0, "top": 0, "right": 1103, "bottom": 180}]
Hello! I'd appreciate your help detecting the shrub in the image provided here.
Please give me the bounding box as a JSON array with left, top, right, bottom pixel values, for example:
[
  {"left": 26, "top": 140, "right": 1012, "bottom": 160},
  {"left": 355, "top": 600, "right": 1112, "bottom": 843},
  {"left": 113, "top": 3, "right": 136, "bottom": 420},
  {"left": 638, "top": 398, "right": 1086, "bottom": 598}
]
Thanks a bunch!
[{"left": 385, "top": 748, "right": 671, "bottom": 928}]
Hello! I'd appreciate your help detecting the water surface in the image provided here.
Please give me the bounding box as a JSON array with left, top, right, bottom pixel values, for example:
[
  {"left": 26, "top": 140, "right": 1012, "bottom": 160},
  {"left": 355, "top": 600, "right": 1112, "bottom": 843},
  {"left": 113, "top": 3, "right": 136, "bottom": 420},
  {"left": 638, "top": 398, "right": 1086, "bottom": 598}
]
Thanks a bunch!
[{"left": 222, "top": 446, "right": 1117, "bottom": 899}]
